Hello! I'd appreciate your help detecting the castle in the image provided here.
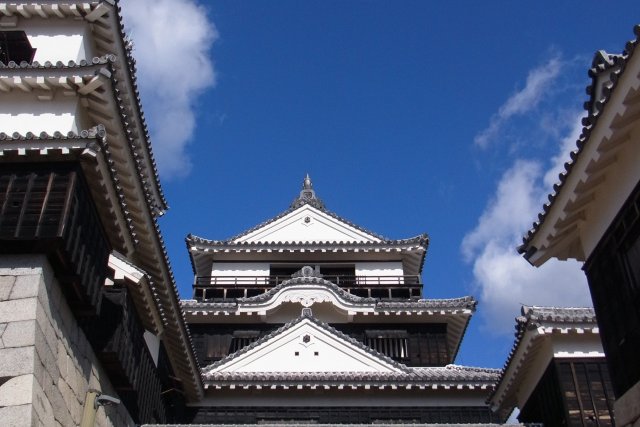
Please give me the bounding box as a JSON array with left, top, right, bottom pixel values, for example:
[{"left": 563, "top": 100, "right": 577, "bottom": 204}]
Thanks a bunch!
[{"left": 0, "top": 2, "right": 634, "bottom": 426}]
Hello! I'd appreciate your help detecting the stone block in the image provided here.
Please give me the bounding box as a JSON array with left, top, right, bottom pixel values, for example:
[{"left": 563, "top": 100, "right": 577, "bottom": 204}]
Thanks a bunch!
[
  {"left": 0, "top": 374, "right": 34, "bottom": 406},
  {"left": 33, "top": 352, "right": 53, "bottom": 389},
  {"left": 43, "top": 319, "right": 58, "bottom": 360},
  {"left": 0, "top": 276, "right": 15, "bottom": 301},
  {"left": 34, "top": 301, "right": 51, "bottom": 346},
  {"left": 34, "top": 324, "right": 56, "bottom": 378},
  {"left": 10, "top": 275, "right": 41, "bottom": 300},
  {"left": 46, "top": 381, "right": 73, "bottom": 427},
  {"left": 0, "top": 403, "right": 33, "bottom": 427},
  {"left": 31, "top": 375, "right": 54, "bottom": 427},
  {"left": 58, "top": 377, "right": 81, "bottom": 424},
  {"left": 0, "top": 298, "right": 37, "bottom": 323},
  {"left": 0, "top": 322, "right": 7, "bottom": 348},
  {"left": 2, "top": 320, "right": 36, "bottom": 348},
  {"left": 0, "top": 346, "right": 35, "bottom": 377},
  {"left": 56, "top": 341, "right": 68, "bottom": 379},
  {"left": 615, "top": 380, "right": 640, "bottom": 426}
]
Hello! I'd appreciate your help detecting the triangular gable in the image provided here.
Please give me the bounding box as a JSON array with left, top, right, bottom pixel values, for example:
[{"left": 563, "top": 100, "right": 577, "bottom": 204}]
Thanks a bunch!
[
  {"left": 206, "top": 316, "right": 403, "bottom": 374},
  {"left": 233, "top": 204, "right": 382, "bottom": 243}
]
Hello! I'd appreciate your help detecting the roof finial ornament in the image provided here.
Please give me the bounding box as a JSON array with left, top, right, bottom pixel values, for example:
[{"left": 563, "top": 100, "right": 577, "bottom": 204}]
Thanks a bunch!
[
  {"left": 290, "top": 174, "right": 325, "bottom": 210},
  {"left": 303, "top": 173, "right": 313, "bottom": 190}
]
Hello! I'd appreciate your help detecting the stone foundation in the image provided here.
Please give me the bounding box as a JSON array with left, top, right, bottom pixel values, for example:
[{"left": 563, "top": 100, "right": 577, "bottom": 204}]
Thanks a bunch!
[
  {"left": 615, "top": 380, "right": 640, "bottom": 427},
  {"left": 0, "top": 255, "right": 134, "bottom": 427}
]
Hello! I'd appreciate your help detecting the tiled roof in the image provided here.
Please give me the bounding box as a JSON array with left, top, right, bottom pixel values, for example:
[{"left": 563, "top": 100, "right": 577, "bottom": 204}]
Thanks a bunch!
[
  {"left": 515, "top": 306, "right": 596, "bottom": 327},
  {"left": 205, "top": 364, "right": 499, "bottom": 386},
  {"left": 188, "top": 175, "right": 427, "bottom": 246},
  {"left": 0, "top": 126, "right": 106, "bottom": 141},
  {"left": 0, "top": 55, "right": 115, "bottom": 69},
  {"left": 519, "top": 25, "right": 640, "bottom": 253},
  {"left": 187, "top": 233, "right": 430, "bottom": 278},
  {"left": 200, "top": 310, "right": 496, "bottom": 389},
  {"left": 504, "top": 306, "right": 597, "bottom": 373},
  {"left": 489, "top": 306, "right": 598, "bottom": 412},
  {"left": 376, "top": 296, "right": 477, "bottom": 310},
  {"left": 187, "top": 233, "right": 429, "bottom": 248},
  {"left": 181, "top": 277, "right": 475, "bottom": 312}
]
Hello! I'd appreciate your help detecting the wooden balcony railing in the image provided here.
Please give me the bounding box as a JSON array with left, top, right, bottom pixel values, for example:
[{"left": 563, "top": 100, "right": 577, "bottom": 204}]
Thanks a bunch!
[
  {"left": 193, "top": 275, "right": 422, "bottom": 301},
  {"left": 0, "top": 165, "right": 111, "bottom": 315}
]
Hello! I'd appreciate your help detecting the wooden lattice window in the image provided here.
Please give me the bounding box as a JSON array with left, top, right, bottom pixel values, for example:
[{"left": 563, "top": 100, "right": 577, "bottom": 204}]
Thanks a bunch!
[
  {"left": 365, "top": 330, "right": 409, "bottom": 361},
  {"left": 229, "top": 330, "right": 260, "bottom": 353}
]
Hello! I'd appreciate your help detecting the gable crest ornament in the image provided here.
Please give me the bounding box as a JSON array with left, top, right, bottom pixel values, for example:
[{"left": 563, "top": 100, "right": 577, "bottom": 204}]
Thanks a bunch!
[{"left": 290, "top": 173, "right": 325, "bottom": 209}]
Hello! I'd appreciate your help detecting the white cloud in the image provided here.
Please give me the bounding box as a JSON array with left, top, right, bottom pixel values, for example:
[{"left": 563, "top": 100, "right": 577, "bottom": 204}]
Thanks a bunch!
[
  {"left": 474, "top": 56, "right": 562, "bottom": 149},
  {"left": 120, "top": 0, "right": 217, "bottom": 178},
  {"left": 463, "top": 119, "right": 591, "bottom": 336}
]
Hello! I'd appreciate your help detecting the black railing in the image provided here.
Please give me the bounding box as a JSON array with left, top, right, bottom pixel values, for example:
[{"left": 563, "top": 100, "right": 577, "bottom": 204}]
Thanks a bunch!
[{"left": 193, "top": 275, "right": 422, "bottom": 300}]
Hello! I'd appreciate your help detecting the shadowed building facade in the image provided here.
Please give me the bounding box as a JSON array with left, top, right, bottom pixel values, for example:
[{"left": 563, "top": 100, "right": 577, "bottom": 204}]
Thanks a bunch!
[
  {"left": 0, "top": 1, "right": 202, "bottom": 425},
  {"left": 518, "top": 25, "right": 640, "bottom": 427}
]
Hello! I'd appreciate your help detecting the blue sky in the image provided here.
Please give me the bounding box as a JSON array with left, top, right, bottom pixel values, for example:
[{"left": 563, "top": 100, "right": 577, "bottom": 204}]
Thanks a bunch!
[{"left": 121, "top": 0, "right": 638, "bottom": 368}]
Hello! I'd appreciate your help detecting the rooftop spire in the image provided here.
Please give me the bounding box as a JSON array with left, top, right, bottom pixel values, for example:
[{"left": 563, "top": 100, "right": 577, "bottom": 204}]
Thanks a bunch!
[
  {"left": 290, "top": 174, "right": 325, "bottom": 209},
  {"left": 303, "top": 173, "right": 313, "bottom": 190}
]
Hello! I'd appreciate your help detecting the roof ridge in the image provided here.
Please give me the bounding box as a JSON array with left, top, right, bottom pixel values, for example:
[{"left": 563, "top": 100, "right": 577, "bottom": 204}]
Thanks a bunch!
[
  {"left": 0, "top": 125, "right": 107, "bottom": 141},
  {"left": 187, "top": 233, "right": 429, "bottom": 247},
  {"left": 0, "top": 54, "right": 117, "bottom": 69}
]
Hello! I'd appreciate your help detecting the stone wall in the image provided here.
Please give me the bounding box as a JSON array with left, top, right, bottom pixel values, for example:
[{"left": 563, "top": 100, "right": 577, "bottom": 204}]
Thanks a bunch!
[{"left": 0, "top": 255, "right": 134, "bottom": 427}]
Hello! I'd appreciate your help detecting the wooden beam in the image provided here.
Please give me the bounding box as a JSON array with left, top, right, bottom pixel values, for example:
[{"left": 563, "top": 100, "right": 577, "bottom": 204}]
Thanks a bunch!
[
  {"left": 50, "top": 4, "right": 65, "bottom": 18},
  {"left": 33, "top": 5, "right": 47, "bottom": 19},
  {"left": 574, "top": 174, "right": 606, "bottom": 198},
  {"left": 15, "top": 5, "right": 31, "bottom": 18},
  {"left": 36, "top": 76, "right": 51, "bottom": 91},
  {"left": 585, "top": 154, "right": 617, "bottom": 175},
  {"left": 13, "top": 76, "right": 31, "bottom": 92},
  {"left": 68, "top": 4, "right": 82, "bottom": 17},
  {"left": 598, "top": 132, "right": 630, "bottom": 154},
  {"left": 610, "top": 103, "right": 640, "bottom": 131},
  {"left": 77, "top": 74, "right": 106, "bottom": 95},
  {"left": 84, "top": 3, "right": 110, "bottom": 22}
]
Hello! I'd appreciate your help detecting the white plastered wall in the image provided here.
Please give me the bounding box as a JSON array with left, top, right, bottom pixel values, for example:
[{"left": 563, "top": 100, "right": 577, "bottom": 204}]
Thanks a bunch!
[
  {"left": 235, "top": 205, "right": 379, "bottom": 243},
  {"left": 355, "top": 261, "right": 403, "bottom": 276},
  {"left": 0, "top": 19, "right": 96, "bottom": 135},
  {"left": 19, "top": 18, "right": 94, "bottom": 63},
  {"left": 211, "top": 262, "right": 270, "bottom": 277},
  {"left": 0, "top": 92, "right": 82, "bottom": 134}
]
